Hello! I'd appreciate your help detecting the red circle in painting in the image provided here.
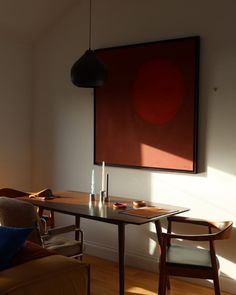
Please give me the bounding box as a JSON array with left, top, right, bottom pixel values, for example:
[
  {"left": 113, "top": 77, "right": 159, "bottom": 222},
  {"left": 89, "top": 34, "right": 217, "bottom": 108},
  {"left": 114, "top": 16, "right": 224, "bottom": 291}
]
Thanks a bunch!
[{"left": 132, "top": 59, "right": 184, "bottom": 125}]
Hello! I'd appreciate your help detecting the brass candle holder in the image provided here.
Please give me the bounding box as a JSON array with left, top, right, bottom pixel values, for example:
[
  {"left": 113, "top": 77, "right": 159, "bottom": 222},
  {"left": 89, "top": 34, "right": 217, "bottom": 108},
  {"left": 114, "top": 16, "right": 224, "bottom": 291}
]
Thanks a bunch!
[
  {"left": 89, "top": 193, "right": 96, "bottom": 202},
  {"left": 99, "top": 190, "right": 106, "bottom": 202}
]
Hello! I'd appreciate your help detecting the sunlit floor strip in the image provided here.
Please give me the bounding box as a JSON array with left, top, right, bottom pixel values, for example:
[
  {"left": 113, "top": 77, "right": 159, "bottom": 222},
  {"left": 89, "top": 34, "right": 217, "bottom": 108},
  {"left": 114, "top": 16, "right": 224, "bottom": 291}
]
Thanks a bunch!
[{"left": 126, "top": 287, "right": 157, "bottom": 295}]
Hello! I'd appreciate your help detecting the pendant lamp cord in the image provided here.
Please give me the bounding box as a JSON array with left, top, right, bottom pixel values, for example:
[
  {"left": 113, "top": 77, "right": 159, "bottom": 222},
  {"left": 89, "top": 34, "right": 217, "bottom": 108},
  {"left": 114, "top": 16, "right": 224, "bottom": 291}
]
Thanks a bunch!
[{"left": 89, "top": 0, "right": 92, "bottom": 49}]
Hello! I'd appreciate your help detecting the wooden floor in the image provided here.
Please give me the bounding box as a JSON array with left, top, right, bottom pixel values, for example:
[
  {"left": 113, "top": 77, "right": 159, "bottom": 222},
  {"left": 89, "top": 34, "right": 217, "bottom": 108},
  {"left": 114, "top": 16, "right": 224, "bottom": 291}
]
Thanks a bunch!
[{"left": 83, "top": 255, "right": 232, "bottom": 295}]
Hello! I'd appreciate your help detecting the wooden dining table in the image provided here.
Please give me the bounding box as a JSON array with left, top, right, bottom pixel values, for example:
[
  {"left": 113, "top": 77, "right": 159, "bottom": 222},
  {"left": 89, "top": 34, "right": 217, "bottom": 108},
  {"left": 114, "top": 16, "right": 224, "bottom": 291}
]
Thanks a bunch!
[{"left": 18, "top": 191, "right": 189, "bottom": 295}]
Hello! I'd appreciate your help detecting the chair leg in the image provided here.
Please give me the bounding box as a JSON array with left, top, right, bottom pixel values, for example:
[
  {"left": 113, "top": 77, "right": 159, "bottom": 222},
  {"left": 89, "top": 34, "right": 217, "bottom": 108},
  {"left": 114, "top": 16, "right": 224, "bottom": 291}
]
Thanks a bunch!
[
  {"left": 213, "top": 277, "right": 221, "bottom": 295},
  {"left": 211, "top": 253, "right": 221, "bottom": 295},
  {"left": 158, "top": 271, "right": 167, "bottom": 295},
  {"left": 49, "top": 210, "right": 55, "bottom": 228},
  {"left": 166, "top": 275, "right": 171, "bottom": 290},
  {"left": 163, "top": 274, "right": 168, "bottom": 295}
]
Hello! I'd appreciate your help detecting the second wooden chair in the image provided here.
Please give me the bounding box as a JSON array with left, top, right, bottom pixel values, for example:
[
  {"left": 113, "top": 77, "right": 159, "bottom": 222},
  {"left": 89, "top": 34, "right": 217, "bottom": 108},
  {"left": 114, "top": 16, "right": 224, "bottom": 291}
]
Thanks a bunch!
[{"left": 158, "top": 215, "right": 233, "bottom": 295}]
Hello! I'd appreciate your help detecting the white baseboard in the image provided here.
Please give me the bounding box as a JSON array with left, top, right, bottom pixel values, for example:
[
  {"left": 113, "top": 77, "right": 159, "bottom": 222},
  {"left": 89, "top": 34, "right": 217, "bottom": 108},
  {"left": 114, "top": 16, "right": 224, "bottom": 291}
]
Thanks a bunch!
[
  {"left": 84, "top": 240, "right": 159, "bottom": 272},
  {"left": 84, "top": 241, "right": 236, "bottom": 295}
]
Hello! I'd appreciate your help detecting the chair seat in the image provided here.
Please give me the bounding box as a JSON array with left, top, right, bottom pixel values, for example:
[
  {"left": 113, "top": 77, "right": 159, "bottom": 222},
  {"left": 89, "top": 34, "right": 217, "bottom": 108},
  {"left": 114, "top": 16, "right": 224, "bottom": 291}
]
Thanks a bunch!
[
  {"left": 167, "top": 244, "right": 217, "bottom": 269},
  {"left": 44, "top": 235, "right": 83, "bottom": 257}
]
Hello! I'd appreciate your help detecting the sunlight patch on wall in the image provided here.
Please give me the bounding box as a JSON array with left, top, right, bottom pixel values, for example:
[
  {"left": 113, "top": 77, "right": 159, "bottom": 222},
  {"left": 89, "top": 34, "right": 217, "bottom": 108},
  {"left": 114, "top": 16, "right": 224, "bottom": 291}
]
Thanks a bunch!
[
  {"left": 148, "top": 222, "right": 165, "bottom": 257},
  {"left": 149, "top": 236, "right": 157, "bottom": 256},
  {"left": 150, "top": 166, "right": 236, "bottom": 223},
  {"left": 140, "top": 143, "right": 192, "bottom": 171},
  {"left": 217, "top": 256, "right": 236, "bottom": 280}
]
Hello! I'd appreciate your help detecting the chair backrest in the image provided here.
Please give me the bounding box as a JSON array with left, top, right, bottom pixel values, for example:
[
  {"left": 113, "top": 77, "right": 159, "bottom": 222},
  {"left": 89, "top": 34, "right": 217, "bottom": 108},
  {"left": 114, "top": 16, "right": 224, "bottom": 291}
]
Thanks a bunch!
[
  {"left": 0, "top": 197, "right": 42, "bottom": 245},
  {"left": 0, "top": 187, "right": 55, "bottom": 228},
  {"left": 0, "top": 188, "right": 30, "bottom": 198},
  {"left": 209, "top": 220, "right": 233, "bottom": 240},
  {"left": 167, "top": 216, "right": 233, "bottom": 242}
]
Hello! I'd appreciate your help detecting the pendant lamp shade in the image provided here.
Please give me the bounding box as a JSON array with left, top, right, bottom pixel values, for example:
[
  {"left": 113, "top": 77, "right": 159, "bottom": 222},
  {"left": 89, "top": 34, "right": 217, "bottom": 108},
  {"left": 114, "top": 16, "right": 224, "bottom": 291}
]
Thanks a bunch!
[
  {"left": 70, "top": 0, "right": 107, "bottom": 88},
  {"left": 71, "top": 49, "right": 107, "bottom": 87}
]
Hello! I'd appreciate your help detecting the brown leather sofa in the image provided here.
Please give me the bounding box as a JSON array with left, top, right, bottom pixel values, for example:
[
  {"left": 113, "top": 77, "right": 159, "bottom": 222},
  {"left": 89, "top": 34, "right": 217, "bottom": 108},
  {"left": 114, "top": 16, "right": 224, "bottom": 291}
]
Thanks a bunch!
[{"left": 0, "top": 252, "right": 90, "bottom": 295}]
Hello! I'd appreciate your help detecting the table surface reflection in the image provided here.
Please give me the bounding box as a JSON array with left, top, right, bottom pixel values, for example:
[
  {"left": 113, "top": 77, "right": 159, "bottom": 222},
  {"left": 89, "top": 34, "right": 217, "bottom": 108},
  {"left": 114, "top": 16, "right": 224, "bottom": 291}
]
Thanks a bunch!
[{"left": 19, "top": 190, "right": 188, "bottom": 225}]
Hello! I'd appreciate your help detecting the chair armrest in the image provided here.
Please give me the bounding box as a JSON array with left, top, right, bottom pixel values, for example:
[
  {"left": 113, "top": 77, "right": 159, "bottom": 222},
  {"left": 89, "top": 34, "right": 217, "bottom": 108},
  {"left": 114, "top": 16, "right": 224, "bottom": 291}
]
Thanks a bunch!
[
  {"left": 163, "top": 219, "right": 233, "bottom": 241},
  {"left": 47, "top": 225, "right": 77, "bottom": 236},
  {"left": 41, "top": 225, "right": 84, "bottom": 243},
  {"left": 167, "top": 216, "right": 217, "bottom": 228},
  {"left": 48, "top": 225, "right": 84, "bottom": 236},
  {"left": 163, "top": 232, "right": 217, "bottom": 242},
  {"left": 167, "top": 216, "right": 233, "bottom": 235}
]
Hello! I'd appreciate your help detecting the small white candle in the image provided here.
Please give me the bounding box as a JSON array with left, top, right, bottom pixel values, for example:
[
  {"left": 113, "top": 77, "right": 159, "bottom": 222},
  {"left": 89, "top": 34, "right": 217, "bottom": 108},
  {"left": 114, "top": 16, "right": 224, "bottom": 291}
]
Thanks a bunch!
[
  {"left": 91, "top": 169, "right": 95, "bottom": 194},
  {"left": 101, "top": 161, "right": 105, "bottom": 191}
]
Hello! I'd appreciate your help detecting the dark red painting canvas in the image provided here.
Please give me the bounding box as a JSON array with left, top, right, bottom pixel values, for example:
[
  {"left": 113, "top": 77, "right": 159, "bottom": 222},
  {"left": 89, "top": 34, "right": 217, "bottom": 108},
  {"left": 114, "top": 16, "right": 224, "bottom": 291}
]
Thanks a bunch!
[{"left": 94, "top": 36, "right": 199, "bottom": 172}]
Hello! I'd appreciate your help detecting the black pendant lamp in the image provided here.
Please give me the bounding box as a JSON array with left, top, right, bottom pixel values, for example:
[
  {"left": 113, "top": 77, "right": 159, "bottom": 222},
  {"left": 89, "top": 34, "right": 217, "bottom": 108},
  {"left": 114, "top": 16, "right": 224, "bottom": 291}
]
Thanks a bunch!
[{"left": 71, "top": 0, "right": 107, "bottom": 88}]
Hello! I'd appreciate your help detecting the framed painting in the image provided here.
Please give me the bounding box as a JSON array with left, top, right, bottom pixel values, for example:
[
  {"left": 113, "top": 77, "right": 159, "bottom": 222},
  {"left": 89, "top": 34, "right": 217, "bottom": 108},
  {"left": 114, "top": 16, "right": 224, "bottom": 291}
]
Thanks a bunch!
[{"left": 94, "top": 36, "right": 200, "bottom": 172}]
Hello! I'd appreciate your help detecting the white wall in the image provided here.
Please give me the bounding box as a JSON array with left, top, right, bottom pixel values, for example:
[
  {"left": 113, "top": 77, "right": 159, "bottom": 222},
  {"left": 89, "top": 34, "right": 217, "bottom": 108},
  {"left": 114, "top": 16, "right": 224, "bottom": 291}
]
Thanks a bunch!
[
  {"left": 32, "top": 0, "right": 236, "bottom": 293},
  {"left": 0, "top": 29, "right": 32, "bottom": 190}
]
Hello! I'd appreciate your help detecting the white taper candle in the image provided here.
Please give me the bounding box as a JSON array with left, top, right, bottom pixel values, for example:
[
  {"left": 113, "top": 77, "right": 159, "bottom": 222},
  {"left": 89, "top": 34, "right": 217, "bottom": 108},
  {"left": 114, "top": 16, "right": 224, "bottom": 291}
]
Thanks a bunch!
[
  {"left": 91, "top": 169, "right": 95, "bottom": 194},
  {"left": 101, "top": 161, "right": 105, "bottom": 191}
]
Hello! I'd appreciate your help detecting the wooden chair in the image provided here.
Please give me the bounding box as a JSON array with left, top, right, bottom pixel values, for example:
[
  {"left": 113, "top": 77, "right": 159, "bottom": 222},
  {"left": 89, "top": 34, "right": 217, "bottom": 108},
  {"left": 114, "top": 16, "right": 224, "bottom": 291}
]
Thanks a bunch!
[
  {"left": 0, "top": 190, "right": 84, "bottom": 259},
  {"left": 0, "top": 196, "right": 42, "bottom": 245},
  {"left": 39, "top": 218, "right": 84, "bottom": 259},
  {"left": 158, "top": 216, "right": 233, "bottom": 295},
  {"left": 0, "top": 187, "right": 55, "bottom": 228},
  {"left": 0, "top": 196, "right": 84, "bottom": 259}
]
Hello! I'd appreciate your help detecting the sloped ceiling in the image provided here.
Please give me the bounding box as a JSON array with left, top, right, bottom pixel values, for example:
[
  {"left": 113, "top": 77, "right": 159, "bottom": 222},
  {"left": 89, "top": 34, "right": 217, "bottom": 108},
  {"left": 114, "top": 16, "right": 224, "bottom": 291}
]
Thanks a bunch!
[{"left": 0, "top": 0, "right": 78, "bottom": 43}]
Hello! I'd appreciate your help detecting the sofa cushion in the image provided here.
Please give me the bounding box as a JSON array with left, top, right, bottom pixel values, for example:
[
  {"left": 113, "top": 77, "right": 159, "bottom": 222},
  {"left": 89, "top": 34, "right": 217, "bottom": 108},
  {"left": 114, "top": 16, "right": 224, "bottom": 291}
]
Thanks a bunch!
[
  {"left": 0, "top": 226, "right": 32, "bottom": 270},
  {"left": 11, "top": 240, "right": 55, "bottom": 267},
  {"left": 0, "top": 255, "right": 90, "bottom": 295}
]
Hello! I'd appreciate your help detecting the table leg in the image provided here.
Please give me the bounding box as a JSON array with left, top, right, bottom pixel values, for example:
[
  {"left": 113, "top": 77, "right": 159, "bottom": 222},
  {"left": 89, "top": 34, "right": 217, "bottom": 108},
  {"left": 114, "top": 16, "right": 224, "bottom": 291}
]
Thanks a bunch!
[
  {"left": 75, "top": 215, "right": 81, "bottom": 240},
  {"left": 155, "top": 220, "right": 165, "bottom": 295},
  {"left": 154, "top": 220, "right": 163, "bottom": 250},
  {"left": 118, "top": 223, "right": 125, "bottom": 295}
]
